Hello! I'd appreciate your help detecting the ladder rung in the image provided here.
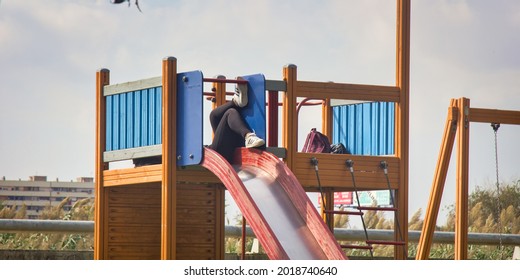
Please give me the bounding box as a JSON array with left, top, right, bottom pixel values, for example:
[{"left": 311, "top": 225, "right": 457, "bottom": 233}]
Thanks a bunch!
[
  {"left": 324, "top": 210, "right": 363, "bottom": 216},
  {"left": 357, "top": 206, "right": 397, "bottom": 211},
  {"left": 341, "top": 244, "right": 373, "bottom": 250},
  {"left": 366, "top": 240, "right": 406, "bottom": 246}
]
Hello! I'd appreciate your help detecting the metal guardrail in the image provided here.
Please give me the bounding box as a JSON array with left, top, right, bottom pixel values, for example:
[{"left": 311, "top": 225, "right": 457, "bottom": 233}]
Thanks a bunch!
[
  {"left": 0, "top": 219, "right": 93, "bottom": 233},
  {"left": 1, "top": 219, "right": 520, "bottom": 246}
]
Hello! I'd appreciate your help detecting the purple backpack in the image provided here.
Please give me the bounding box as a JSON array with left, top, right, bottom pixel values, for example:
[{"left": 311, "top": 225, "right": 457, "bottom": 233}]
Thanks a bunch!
[{"left": 302, "top": 128, "right": 331, "bottom": 153}]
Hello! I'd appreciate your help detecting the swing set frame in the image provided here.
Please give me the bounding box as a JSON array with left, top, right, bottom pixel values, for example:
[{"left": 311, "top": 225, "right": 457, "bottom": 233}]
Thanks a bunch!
[{"left": 416, "top": 97, "right": 520, "bottom": 260}]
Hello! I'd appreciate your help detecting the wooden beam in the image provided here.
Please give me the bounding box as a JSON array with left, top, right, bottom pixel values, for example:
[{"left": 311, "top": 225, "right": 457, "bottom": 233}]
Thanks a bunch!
[
  {"left": 283, "top": 64, "right": 297, "bottom": 170},
  {"left": 94, "top": 68, "right": 110, "bottom": 260},
  {"left": 455, "top": 97, "right": 470, "bottom": 260},
  {"left": 469, "top": 108, "right": 520, "bottom": 125},
  {"left": 294, "top": 153, "right": 400, "bottom": 190},
  {"left": 394, "top": 0, "right": 411, "bottom": 260},
  {"left": 295, "top": 81, "right": 400, "bottom": 102},
  {"left": 161, "top": 57, "right": 177, "bottom": 260},
  {"left": 416, "top": 99, "right": 458, "bottom": 259}
]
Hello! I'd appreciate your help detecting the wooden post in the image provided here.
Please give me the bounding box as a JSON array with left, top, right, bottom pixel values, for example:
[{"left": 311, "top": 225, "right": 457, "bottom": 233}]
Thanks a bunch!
[
  {"left": 282, "top": 64, "right": 297, "bottom": 170},
  {"left": 322, "top": 97, "right": 332, "bottom": 139},
  {"left": 214, "top": 75, "right": 227, "bottom": 108},
  {"left": 161, "top": 57, "right": 177, "bottom": 259},
  {"left": 94, "top": 68, "right": 109, "bottom": 260},
  {"left": 455, "top": 97, "right": 470, "bottom": 260},
  {"left": 416, "top": 99, "right": 458, "bottom": 259},
  {"left": 395, "top": 0, "right": 411, "bottom": 260}
]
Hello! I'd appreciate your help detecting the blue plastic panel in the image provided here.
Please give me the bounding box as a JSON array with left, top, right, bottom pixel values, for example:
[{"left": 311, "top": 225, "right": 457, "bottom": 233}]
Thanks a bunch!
[
  {"left": 332, "top": 102, "right": 395, "bottom": 155},
  {"left": 106, "top": 87, "right": 162, "bottom": 151},
  {"left": 176, "top": 71, "right": 203, "bottom": 166},
  {"left": 240, "top": 74, "right": 266, "bottom": 141}
]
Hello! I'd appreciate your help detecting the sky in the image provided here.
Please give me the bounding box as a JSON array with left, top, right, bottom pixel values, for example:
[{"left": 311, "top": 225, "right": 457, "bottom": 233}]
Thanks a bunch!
[{"left": 0, "top": 0, "right": 519, "bottom": 226}]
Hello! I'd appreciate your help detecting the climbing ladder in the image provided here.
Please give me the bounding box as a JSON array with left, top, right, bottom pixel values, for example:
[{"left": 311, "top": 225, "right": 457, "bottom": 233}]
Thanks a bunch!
[{"left": 312, "top": 158, "right": 406, "bottom": 259}]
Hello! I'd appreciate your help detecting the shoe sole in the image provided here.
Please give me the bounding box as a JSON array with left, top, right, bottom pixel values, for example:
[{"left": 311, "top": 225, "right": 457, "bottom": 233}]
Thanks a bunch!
[{"left": 246, "top": 139, "right": 265, "bottom": 148}]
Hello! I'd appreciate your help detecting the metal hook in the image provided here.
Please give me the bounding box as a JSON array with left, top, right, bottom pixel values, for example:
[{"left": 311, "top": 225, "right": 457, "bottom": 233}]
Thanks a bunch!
[
  {"left": 310, "top": 157, "right": 319, "bottom": 171},
  {"left": 380, "top": 161, "right": 389, "bottom": 175}
]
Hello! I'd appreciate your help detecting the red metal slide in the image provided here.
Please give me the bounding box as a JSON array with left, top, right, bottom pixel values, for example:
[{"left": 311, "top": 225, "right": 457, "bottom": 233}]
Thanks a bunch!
[{"left": 201, "top": 147, "right": 347, "bottom": 260}]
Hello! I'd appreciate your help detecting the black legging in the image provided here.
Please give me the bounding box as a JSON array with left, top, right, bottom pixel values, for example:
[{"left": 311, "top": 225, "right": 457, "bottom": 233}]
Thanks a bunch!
[{"left": 209, "top": 101, "right": 251, "bottom": 162}]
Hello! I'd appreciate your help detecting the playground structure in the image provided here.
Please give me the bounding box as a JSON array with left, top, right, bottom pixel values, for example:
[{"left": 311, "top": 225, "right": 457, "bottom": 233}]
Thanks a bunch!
[
  {"left": 417, "top": 97, "right": 520, "bottom": 260},
  {"left": 94, "top": 0, "right": 411, "bottom": 260}
]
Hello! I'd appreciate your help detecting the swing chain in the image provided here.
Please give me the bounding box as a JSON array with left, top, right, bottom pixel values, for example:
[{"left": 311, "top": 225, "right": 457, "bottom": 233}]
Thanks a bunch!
[{"left": 491, "top": 123, "right": 504, "bottom": 259}]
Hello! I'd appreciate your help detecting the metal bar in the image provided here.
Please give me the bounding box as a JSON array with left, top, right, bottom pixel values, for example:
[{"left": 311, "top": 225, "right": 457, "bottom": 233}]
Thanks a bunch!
[
  {"left": 267, "top": 90, "right": 279, "bottom": 147},
  {"left": 266, "top": 79, "right": 286, "bottom": 91},
  {"left": 357, "top": 206, "right": 397, "bottom": 211},
  {"left": 341, "top": 244, "right": 373, "bottom": 250},
  {"left": 0, "top": 219, "right": 94, "bottom": 233},
  {"left": 203, "top": 78, "right": 247, "bottom": 84},
  {"left": 323, "top": 210, "right": 363, "bottom": 216},
  {"left": 1, "top": 220, "right": 519, "bottom": 247},
  {"left": 366, "top": 240, "right": 406, "bottom": 246}
]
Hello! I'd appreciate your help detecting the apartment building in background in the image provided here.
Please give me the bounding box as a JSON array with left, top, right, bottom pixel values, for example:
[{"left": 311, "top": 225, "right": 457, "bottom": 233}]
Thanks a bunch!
[{"left": 0, "top": 175, "right": 94, "bottom": 219}]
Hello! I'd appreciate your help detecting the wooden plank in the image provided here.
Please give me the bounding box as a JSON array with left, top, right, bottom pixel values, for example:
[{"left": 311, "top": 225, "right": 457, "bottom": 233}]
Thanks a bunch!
[
  {"left": 177, "top": 198, "right": 216, "bottom": 207},
  {"left": 108, "top": 244, "right": 161, "bottom": 252},
  {"left": 294, "top": 171, "right": 399, "bottom": 183},
  {"left": 294, "top": 153, "right": 399, "bottom": 172},
  {"left": 177, "top": 168, "right": 220, "bottom": 183},
  {"left": 107, "top": 183, "right": 161, "bottom": 194},
  {"left": 176, "top": 245, "right": 216, "bottom": 260},
  {"left": 103, "top": 165, "right": 162, "bottom": 187},
  {"left": 102, "top": 164, "right": 237, "bottom": 186},
  {"left": 296, "top": 178, "right": 397, "bottom": 190},
  {"left": 103, "top": 145, "right": 162, "bottom": 162},
  {"left": 176, "top": 183, "right": 222, "bottom": 259},
  {"left": 469, "top": 108, "right": 520, "bottom": 125},
  {"left": 104, "top": 76, "right": 161, "bottom": 96},
  {"left": 296, "top": 81, "right": 400, "bottom": 102},
  {"left": 293, "top": 153, "right": 399, "bottom": 189},
  {"left": 108, "top": 212, "right": 161, "bottom": 224},
  {"left": 107, "top": 194, "right": 160, "bottom": 205},
  {"left": 416, "top": 99, "right": 458, "bottom": 260},
  {"left": 108, "top": 231, "right": 161, "bottom": 243},
  {"left": 215, "top": 185, "right": 225, "bottom": 260},
  {"left": 107, "top": 244, "right": 161, "bottom": 260},
  {"left": 105, "top": 182, "right": 161, "bottom": 259},
  {"left": 177, "top": 185, "right": 218, "bottom": 196}
]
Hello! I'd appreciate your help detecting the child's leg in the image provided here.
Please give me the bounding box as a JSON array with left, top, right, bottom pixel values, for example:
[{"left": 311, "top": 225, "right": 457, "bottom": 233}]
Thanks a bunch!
[
  {"left": 209, "top": 101, "right": 236, "bottom": 132},
  {"left": 209, "top": 108, "right": 250, "bottom": 162}
]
